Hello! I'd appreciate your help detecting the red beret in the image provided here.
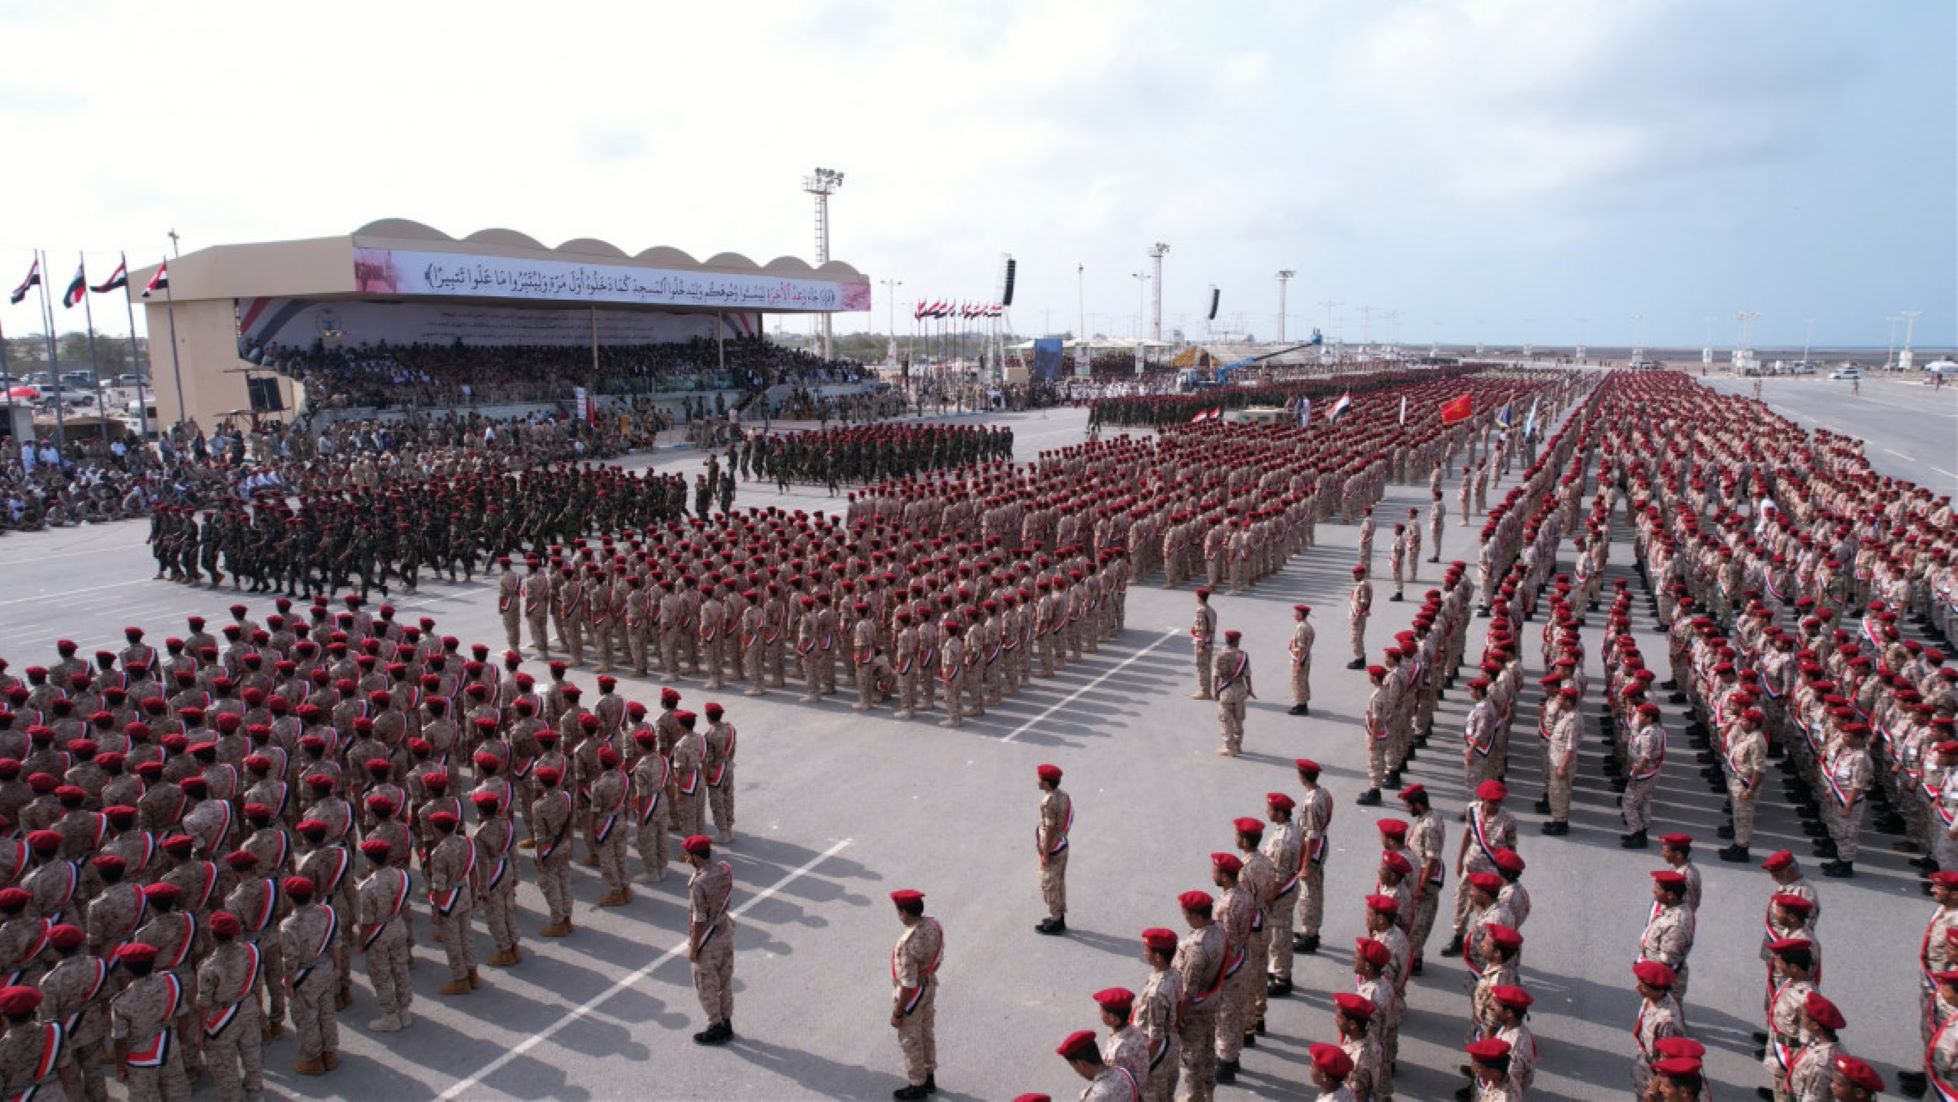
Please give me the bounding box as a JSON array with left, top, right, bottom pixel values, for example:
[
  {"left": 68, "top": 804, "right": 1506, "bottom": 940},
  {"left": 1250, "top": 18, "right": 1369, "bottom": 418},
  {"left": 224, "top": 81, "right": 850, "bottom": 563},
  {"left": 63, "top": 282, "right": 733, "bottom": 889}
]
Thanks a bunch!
[
  {"left": 1233, "top": 817, "right": 1264, "bottom": 838},
  {"left": 1210, "top": 852, "right": 1242, "bottom": 875},
  {"left": 1309, "top": 1042, "right": 1354, "bottom": 1080},
  {"left": 283, "top": 876, "right": 316, "bottom": 899},
  {"left": 1803, "top": 990, "right": 1844, "bottom": 1030},
  {"left": 1331, "top": 991, "right": 1375, "bottom": 1019},
  {"left": 1141, "top": 927, "right": 1179, "bottom": 952},
  {"left": 1056, "top": 1029, "right": 1099, "bottom": 1061},
  {"left": 1633, "top": 960, "right": 1676, "bottom": 988},
  {"left": 681, "top": 834, "right": 713, "bottom": 856},
  {"left": 1177, "top": 890, "right": 1214, "bottom": 914},
  {"left": 1375, "top": 817, "right": 1408, "bottom": 838},
  {"left": 209, "top": 911, "right": 242, "bottom": 938},
  {"left": 1476, "top": 780, "right": 1508, "bottom": 802},
  {"left": 1091, "top": 987, "right": 1134, "bottom": 1014},
  {"left": 889, "top": 889, "right": 924, "bottom": 907},
  {"left": 1036, "top": 764, "right": 1062, "bottom": 783}
]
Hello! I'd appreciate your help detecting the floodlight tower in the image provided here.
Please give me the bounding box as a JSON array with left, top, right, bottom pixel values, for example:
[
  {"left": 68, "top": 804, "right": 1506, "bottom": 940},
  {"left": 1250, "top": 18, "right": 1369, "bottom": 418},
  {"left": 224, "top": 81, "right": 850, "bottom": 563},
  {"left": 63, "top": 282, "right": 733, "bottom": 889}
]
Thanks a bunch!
[
  {"left": 1735, "top": 311, "right": 1758, "bottom": 370},
  {"left": 1148, "top": 243, "right": 1169, "bottom": 342},
  {"left": 803, "top": 166, "right": 845, "bottom": 359},
  {"left": 1901, "top": 310, "right": 1922, "bottom": 370},
  {"left": 1276, "top": 270, "right": 1295, "bottom": 343}
]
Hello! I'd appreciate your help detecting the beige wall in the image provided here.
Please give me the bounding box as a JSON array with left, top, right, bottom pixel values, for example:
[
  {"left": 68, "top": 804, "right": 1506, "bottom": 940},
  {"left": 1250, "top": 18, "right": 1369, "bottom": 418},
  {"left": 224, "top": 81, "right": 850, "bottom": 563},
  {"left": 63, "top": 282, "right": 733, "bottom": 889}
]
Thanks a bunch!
[{"left": 142, "top": 298, "right": 296, "bottom": 431}]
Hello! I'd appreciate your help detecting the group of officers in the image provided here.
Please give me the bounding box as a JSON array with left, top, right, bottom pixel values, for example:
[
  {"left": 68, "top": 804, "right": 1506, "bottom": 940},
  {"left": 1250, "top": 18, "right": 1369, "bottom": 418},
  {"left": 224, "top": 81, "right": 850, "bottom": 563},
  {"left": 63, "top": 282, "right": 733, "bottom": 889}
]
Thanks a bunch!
[
  {"left": 0, "top": 598, "right": 752, "bottom": 1100},
  {"left": 725, "top": 422, "right": 1015, "bottom": 494}
]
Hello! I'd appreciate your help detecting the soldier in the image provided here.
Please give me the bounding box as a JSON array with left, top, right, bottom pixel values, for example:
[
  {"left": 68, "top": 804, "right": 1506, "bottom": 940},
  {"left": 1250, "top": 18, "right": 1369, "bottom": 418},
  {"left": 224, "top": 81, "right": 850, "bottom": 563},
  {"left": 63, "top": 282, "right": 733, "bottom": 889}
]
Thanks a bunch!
[
  {"left": 1640, "top": 870, "right": 1696, "bottom": 1005},
  {"left": 1288, "top": 605, "right": 1314, "bottom": 717},
  {"left": 670, "top": 711, "right": 706, "bottom": 839},
  {"left": 275, "top": 874, "right": 339, "bottom": 1077},
  {"left": 1190, "top": 589, "right": 1218, "bottom": 701},
  {"left": 1057, "top": 1028, "right": 1138, "bottom": 1101},
  {"left": 629, "top": 731, "right": 671, "bottom": 884},
  {"left": 1541, "top": 684, "right": 1579, "bottom": 836},
  {"left": 1232, "top": 818, "right": 1276, "bottom": 1039},
  {"left": 1307, "top": 1042, "right": 1358, "bottom": 1102},
  {"left": 1034, "top": 764, "right": 1072, "bottom": 936},
  {"left": 530, "top": 767, "right": 575, "bottom": 938},
  {"left": 496, "top": 558, "right": 521, "bottom": 654},
  {"left": 1135, "top": 927, "right": 1184, "bottom": 1102},
  {"left": 1817, "top": 723, "right": 1872, "bottom": 878},
  {"left": 588, "top": 748, "right": 631, "bottom": 907},
  {"left": 702, "top": 704, "right": 737, "bottom": 844},
  {"left": 195, "top": 910, "right": 264, "bottom": 1102},
  {"left": 1924, "top": 970, "right": 1958, "bottom": 1101},
  {"left": 1428, "top": 490, "right": 1447, "bottom": 563},
  {"left": 39, "top": 924, "right": 107, "bottom": 1101},
  {"left": 0, "top": 985, "right": 61, "bottom": 1102},
  {"left": 1294, "top": 759, "right": 1332, "bottom": 956},
  {"left": 110, "top": 942, "right": 192, "bottom": 1099},
  {"left": 1259, "top": 793, "right": 1303, "bottom": 997},
  {"left": 353, "top": 839, "right": 412, "bottom": 1034},
  {"left": 1214, "top": 631, "right": 1252, "bottom": 757},
  {"left": 683, "top": 835, "right": 735, "bottom": 1047},
  {"left": 424, "top": 810, "right": 479, "bottom": 996},
  {"left": 522, "top": 561, "right": 552, "bottom": 661},
  {"left": 888, "top": 889, "right": 943, "bottom": 1101},
  {"left": 1331, "top": 992, "right": 1382, "bottom": 1102},
  {"left": 1347, "top": 565, "right": 1372, "bottom": 670},
  {"left": 1620, "top": 701, "right": 1666, "bottom": 849},
  {"left": 1210, "top": 853, "right": 1253, "bottom": 1085},
  {"left": 1358, "top": 665, "right": 1391, "bottom": 805},
  {"left": 1401, "top": 783, "right": 1446, "bottom": 975},
  {"left": 1446, "top": 781, "right": 1516, "bottom": 956},
  {"left": 469, "top": 790, "right": 520, "bottom": 968},
  {"left": 1173, "top": 890, "right": 1224, "bottom": 1102},
  {"left": 1631, "top": 960, "right": 1683, "bottom": 1097},
  {"left": 1095, "top": 987, "right": 1148, "bottom": 1085},
  {"left": 938, "top": 624, "right": 966, "bottom": 730},
  {"left": 1783, "top": 992, "right": 1845, "bottom": 1102}
]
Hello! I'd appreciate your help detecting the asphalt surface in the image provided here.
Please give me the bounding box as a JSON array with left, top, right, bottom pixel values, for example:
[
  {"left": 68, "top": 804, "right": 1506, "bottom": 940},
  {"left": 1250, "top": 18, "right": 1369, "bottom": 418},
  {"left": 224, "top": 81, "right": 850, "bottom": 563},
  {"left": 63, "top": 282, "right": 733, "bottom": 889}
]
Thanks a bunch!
[
  {"left": 0, "top": 401, "right": 1934, "bottom": 1101},
  {"left": 1701, "top": 371, "right": 1958, "bottom": 493}
]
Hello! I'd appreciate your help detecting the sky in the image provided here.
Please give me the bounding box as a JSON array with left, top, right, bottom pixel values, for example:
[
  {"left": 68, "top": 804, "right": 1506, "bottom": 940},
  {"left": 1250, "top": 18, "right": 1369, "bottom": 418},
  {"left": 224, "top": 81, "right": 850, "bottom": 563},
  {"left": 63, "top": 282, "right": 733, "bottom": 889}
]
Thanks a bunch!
[{"left": 0, "top": 0, "right": 1952, "bottom": 350}]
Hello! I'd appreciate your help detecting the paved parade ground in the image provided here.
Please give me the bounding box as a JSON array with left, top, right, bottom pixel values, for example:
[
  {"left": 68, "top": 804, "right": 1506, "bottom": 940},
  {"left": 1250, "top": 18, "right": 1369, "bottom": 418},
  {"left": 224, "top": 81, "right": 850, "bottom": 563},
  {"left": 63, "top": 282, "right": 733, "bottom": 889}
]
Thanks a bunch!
[
  {"left": 1701, "top": 372, "right": 1958, "bottom": 493},
  {"left": 0, "top": 400, "right": 1938, "bottom": 1101}
]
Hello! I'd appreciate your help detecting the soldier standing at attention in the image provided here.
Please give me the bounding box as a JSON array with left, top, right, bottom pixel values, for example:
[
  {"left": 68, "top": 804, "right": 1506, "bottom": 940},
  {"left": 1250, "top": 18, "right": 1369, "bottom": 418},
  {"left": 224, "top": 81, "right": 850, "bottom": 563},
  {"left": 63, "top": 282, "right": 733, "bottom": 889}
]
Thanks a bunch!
[
  {"left": 522, "top": 560, "right": 552, "bottom": 662},
  {"left": 1035, "top": 765, "right": 1072, "bottom": 936},
  {"left": 1287, "top": 605, "right": 1314, "bottom": 717},
  {"left": 1210, "top": 854, "right": 1254, "bottom": 1086},
  {"left": 276, "top": 875, "right": 340, "bottom": 1077},
  {"left": 111, "top": 943, "right": 195, "bottom": 1095},
  {"left": 354, "top": 839, "right": 413, "bottom": 1033},
  {"left": 888, "top": 889, "right": 943, "bottom": 1101},
  {"left": 1294, "top": 759, "right": 1333, "bottom": 956},
  {"left": 1135, "top": 927, "right": 1184, "bottom": 1102},
  {"left": 1621, "top": 702, "right": 1667, "bottom": 850},
  {"left": 1191, "top": 589, "right": 1218, "bottom": 701},
  {"left": 195, "top": 910, "right": 264, "bottom": 1102},
  {"left": 1428, "top": 490, "right": 1446, "bottom": 563},
  {"left": 684, "top": 835, "right": 735, "bottom": 1047},
  {"left": 1173, "top": 890, "right": 1224, "bottom": 1102},
  {"left": 1214, "top": 631, "right": 1253, "bottom": 757},
  {"left": 496, "top": 557, "right": 521, "bottom": 654},
  {"left": 1347, "top": 565, "right": 1373, "bottom": 670},
  {"left": 1400, "top": 783, "right": 1446, "bottom": 976},
  {"left": 425, "top": 811, "right": 479, "bottom": 997},
  {"left": 530, "top": 767, "right": 575, "bottom": 938},
  {"left": 1259, "top": 793, "right": 1302, "bottom": 997}
]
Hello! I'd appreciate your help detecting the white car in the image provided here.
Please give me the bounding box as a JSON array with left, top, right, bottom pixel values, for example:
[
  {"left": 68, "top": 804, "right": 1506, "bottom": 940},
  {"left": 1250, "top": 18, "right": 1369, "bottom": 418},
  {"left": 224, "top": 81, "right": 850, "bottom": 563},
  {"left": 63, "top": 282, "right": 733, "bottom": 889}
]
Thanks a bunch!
[
  {"left": 1925, "top": 360, "right": 1958, "bottom": 377},
  {"left": 1828, "top": 367, "right": 1862, "bottom": 381}
]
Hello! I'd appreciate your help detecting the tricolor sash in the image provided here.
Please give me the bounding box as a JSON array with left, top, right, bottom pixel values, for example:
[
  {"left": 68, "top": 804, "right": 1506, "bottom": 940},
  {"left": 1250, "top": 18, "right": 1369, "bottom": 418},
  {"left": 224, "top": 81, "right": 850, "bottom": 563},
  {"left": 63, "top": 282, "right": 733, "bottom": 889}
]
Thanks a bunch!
[
  {"left": 292, "top": 908, "right": 338, "bottom": 988},
  {"left": 160, "top": 913, "right": 198, "bottom": 971},
  {"left": 58, "top": 959, "right": 108, "bottom": 1034},
  {"left": 202, "top": 943, "right": 261, "bottom": 1038},
  {"left": 362, "top": 871, "right": 409, "bottom": 950},
  {"left": 538, "top": 792, "right": 573, "bottom": 860},
  {"left": 430, "top": 841, "right": 476, "bottom": 917},
  {"left": 706, "top": 726, "right": 736, "bottom": 788},
  {"left": 126, "top": 975, "right": 182, "bottom": 1067},
  {"left": 891, "top": 917, "right": 944, "bottom": 1016},
  {"left": 1040, "top": 795, "right": 1073, "bottom": 856},
  {"left": 1470, "top": 809, "right": 1503, "bottom": 867},
  {"left": 243, "top": 879, "right": 279, "bottom": 936},
  {"left": 1931, "top": 1013, "right": 1958, "bottom": 1101}
]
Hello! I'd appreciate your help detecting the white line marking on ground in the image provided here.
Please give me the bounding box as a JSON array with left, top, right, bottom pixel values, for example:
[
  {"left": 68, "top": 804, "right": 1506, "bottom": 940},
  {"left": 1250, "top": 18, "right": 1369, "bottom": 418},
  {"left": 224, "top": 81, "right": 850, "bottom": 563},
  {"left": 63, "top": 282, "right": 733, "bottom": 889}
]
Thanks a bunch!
[
  {"left": 436, "top": 837, "right": 854, "bottom": 1101},
  {"left": 0, "top": 541, "right": 148, "bottom": 566},
  {"left": 1932, "top": 467, "right": 1958, "bottom": 480},
  {"left": 0, "top": 579, "right": 151, "bottom": 608},
  {"left": 1002, "top": 629, "right": 1181, "bottom": 743},
  {"left": 1884, "top": 448, "right": 1914, "bottom": 460}
]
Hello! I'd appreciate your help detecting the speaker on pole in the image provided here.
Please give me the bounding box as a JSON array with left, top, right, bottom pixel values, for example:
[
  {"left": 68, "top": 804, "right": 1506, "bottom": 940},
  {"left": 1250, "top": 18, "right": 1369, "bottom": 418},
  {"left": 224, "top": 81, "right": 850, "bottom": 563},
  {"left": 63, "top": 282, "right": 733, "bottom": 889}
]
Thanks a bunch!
[
  {"left": 1000, "top": 258, "right": 1017, "bottom": 307},
  {"left": 1207, "top": 287, "right": 1220, "bottom": 322}
]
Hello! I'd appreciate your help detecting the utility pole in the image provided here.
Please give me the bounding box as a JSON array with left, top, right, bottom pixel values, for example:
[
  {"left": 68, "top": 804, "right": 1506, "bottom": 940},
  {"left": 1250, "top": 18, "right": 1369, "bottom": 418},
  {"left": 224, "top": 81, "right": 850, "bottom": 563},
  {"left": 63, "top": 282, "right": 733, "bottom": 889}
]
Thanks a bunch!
[
  {"left": 1320, "top": 300, "right": 1338, "bottom": 344},
  {"left": 1076, "top": 263, "right": 1086, "bottom": 378},
  {"left": 1631, "top": 313, "right": 1647, "bottom": 363},
  {"left": 1147, "top": 243, "right": 1169, "bottom": 342},
  {"left": 802, "top": 167, "right": 844, "bottom": 359},
  {"left": 1886, "top": 314, "right": 1901, "bottom": 369},
  {"left": 1131, "top": 270, "right": 1147, "bottom": 374},
  {"left": 1801, "top": 316, "right": 1814, "bottom": 366},
  {"left": 167, "top": 229, "right": 180, "bottom": 258},
  {"left": 1359, "top": 305, "right": 1374, "bottom": 347},
  {"left": 1276, "top": 270, "right": 1294, "bottom": 343},
  {"left": 1575, "top": 316, "right": 1588, "bottom": 363}
]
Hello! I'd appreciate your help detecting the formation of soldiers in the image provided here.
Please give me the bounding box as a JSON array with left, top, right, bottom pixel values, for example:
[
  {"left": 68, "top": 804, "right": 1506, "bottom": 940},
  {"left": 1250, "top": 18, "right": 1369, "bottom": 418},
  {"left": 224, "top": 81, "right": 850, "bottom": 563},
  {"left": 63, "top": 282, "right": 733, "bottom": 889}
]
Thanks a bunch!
[
  {"left": 148, "top": 464, "right": 691, "bottom": 599},
  {"left": 0, "top": 600, "right": 756, "bottom": 1098},
  {"left": 729, "top": 423, "right": 1014, "bottom": 493}
]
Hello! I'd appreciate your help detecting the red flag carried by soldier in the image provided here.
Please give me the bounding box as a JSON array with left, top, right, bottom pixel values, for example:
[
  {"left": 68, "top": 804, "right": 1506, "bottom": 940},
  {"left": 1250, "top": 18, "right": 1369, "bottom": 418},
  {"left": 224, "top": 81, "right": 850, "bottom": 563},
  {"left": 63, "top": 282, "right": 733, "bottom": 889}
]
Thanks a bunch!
[{"left": 1439, "top": 393, "right": 1472, "bottom": 425}]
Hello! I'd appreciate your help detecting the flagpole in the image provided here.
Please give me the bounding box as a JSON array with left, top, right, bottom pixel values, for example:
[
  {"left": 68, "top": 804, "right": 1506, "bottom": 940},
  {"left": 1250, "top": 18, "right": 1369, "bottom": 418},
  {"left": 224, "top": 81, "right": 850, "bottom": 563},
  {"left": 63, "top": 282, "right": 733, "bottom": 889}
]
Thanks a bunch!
[
  {"left": 1, "top": 316, "right": 14, "bottom": 429},
  {"left": 37, "top": 251, "right": 65, "bottom": 448},
  {"left": 117, "top": 255, "right": 150, "bottom": 440},
  {"left": 77, "top": 255, "right": 107, "bottom": 439},
  {"left": 160, "top": 260, "right": 186, "bottom": 437}
]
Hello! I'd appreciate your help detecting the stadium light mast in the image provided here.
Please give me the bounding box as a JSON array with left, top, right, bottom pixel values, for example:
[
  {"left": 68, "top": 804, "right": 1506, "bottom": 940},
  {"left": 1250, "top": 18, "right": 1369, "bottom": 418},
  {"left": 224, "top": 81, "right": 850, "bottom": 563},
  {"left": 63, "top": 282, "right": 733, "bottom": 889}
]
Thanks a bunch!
[
  {"left": 1148, "top": 243, "right": 1169, "bottom": 342},
  {"left": 1885, "top": 314, "right": 1901, "bottom": 369},
  {"left": 1734, "top": 310, "right": 1758, "bottom": 371},
  {"left": 1276, "top": 270, "right": 1295, "bottom": 343},
  {"left": 803, "top": 167, "right": 844, "bottom": 359},
  {"left": 880, "top": 276, "right": 902, "bottom": 365}
]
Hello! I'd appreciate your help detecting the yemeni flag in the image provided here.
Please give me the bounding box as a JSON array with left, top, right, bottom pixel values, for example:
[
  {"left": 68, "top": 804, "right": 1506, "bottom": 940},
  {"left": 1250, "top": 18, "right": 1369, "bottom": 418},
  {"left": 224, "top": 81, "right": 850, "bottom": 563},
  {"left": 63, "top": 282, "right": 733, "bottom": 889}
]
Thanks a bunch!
[
  {"left": 1439, "top": 393, "right": 1473, "bottom": 425},
  {"left": 1326, "top": 391, "right": 1353, "bottom": 422},
  {"left": 62, "top": 262, "right": 86, "bottom": 308},
  {"left": 7, "top": 258, "right": 39, "bottom": 306},
  {"left": 141, "top": 261, "right": 169, "bottom": 299},
  {"left": 90, "top": 256, "right": 128, "bottom": 294}
]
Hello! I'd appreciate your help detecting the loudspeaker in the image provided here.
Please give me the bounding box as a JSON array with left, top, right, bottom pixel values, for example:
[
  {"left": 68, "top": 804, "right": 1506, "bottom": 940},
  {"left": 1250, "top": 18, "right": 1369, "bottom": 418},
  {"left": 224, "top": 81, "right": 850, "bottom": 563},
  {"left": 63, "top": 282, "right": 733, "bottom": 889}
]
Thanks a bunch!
[
  {"left": 1001, "top": 259, "right": 1017, "bottom": 307},
  {"left": 1208, "top": 288, "right": 1220, "bottom": 321},
  {"left": 246, "top": 376, "right": 284, "bottom": 412}
]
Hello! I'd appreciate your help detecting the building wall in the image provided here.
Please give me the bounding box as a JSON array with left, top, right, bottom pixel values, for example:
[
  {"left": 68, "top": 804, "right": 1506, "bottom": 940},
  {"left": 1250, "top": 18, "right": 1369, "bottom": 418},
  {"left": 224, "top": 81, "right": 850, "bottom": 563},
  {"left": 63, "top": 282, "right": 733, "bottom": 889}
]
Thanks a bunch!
[{"left": 141, "top": 298, "right": 296, "bottom": 430}]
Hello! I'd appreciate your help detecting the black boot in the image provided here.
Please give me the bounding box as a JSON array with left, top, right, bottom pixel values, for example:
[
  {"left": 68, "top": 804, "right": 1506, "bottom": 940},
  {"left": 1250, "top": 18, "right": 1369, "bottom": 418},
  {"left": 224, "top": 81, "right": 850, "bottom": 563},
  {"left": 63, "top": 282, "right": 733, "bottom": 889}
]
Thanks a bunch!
[
  {"left": 1540, "top": 820, "right": 1569, "bottom": 836},
  {"left": 1442, "top": 933, "right": 1464, "bottom": 956},
  {"left": 893, "top": 1083, "right": 929, "bottom": 1101},
  {"left": 1296, "top": 933, "right": 1320, "bottom": 955},
  {"left": 1619, "top": 830, "right": 1648, "bottom": 849},
  {"left": 1822, "top": 860, "right": 1854, "bottom": 879},
  {"left": 1267, "top": 976, "right": 1293, "bottom": 997},
  {"left": 1288, "top": 704, "right": 1310, "bottom": 716},
  {"left": 1035, "top": 916, "right": 1067, "bottom": 936},
  {"left": 1346, "top": 659, "right": 1366, "bottom": 670},
  {"left": 1718, "top": 844, "right": 1750, "bottom": 863},
  {"left": 1532, "top": 798, "right": 1551, "bottom": 814},
  {"left": 1898, "top": 1070, "right": 1928, "bottom": 1097},
  {"left": 1215, "top": 1059, "right": 1238, "bottom": 1085},
  {"left": 1356, "top": 788, "right": 1382, "bottom": 806}
]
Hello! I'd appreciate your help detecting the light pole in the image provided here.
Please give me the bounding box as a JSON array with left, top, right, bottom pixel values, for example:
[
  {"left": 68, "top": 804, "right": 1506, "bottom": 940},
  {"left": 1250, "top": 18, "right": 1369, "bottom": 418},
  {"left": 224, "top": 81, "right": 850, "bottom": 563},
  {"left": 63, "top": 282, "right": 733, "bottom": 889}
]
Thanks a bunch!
[
  {"left": 1131, "top": 270, "right": 1147, "bottom": 374},
  {"left": 802, "top": 167, "right": 844, "bottom": 359},
  {"left": 1631, "top": 313, "right": 1647, "bottom": 364},
  {"left": 1276, "top": 270, "right": 1294, "bottom": 343},
  {"left": 1801, "top": 316, "right": 1814, "bottom": 366},
  {"left": 1147, "top": 243, "right": 1169, "bottom": 342},
  {"left": 1320, "top": 299, "right": 1339, "bottom": 346},
  {"left": 1901, "top": 310, "right": 1922, "bottom": 370},
  {"left": 1886, "top": 314, "right": 1901, "bottom": 369},
  {"left": 1735, "top": 311, "right": 1759, "bottom": 370},
  {"left": 880, "top": 277, "right": 902, "bottom": 366},
  {"left": 1076, "top": 263, "right": 1086, "bottom": 377}
]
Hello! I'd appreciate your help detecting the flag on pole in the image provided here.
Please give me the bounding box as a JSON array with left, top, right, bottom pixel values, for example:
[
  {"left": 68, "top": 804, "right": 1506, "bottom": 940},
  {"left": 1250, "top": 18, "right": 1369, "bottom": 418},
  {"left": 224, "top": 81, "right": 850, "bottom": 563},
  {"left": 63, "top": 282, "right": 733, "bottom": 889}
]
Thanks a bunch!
[
  {"left": 1522, "top": 398, "right": 1538, "bottom": 436},
  {"left": 141, "top": 261, "right": 170, "bottom": 298},
  {"left": 1439, "top": 393, "right": 1473, "bottom": 425},
  {"left": 1296, "top": 397, "right": 1311, "bottom": 427},
  {"left": 1495, "top": 401, "right": 1513, "bottom": 428},
  {"left": 7, "top": 259, "right": 39, "bottom": 306},
  {"left": 1398, "top": 395, "right": 1407, "bottom": 425},
  {"left": 1327, "top": 392, "right": 1353, "bottom": 422},
  {"left": 62, "top": 262, "right": 86, "bottom": 308},
  {"left": 90, "top": 256, "right": 128, "bottom": 294}
]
